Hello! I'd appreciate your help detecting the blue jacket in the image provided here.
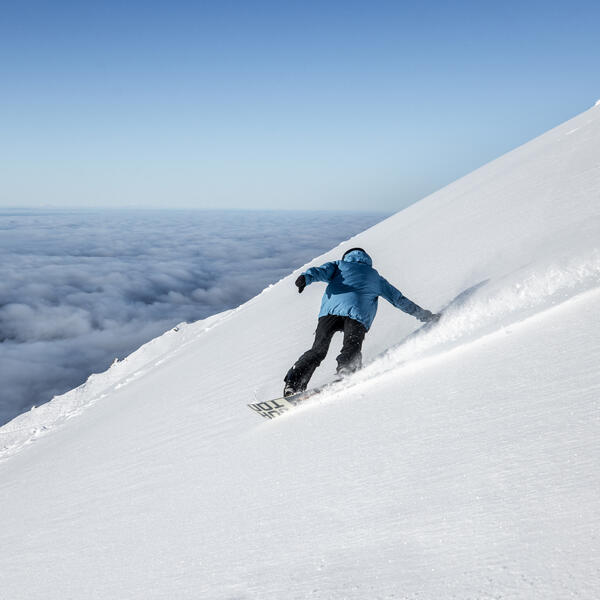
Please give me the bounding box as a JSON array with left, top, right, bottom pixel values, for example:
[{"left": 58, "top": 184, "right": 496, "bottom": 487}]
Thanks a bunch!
[{"left": 302, "top": 249, "right": 427, "bottom": 330}]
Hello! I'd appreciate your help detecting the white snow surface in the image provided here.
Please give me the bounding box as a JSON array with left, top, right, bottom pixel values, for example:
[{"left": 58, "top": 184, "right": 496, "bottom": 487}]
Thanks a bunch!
[{"left": 1, "top": 105, "right": 600, "bottom": 599}]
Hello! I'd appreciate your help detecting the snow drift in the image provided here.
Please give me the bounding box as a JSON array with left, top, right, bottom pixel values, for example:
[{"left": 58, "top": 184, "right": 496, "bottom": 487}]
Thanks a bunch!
[{"left": 1, "top": 104, "right": 599, "bottom": 599}]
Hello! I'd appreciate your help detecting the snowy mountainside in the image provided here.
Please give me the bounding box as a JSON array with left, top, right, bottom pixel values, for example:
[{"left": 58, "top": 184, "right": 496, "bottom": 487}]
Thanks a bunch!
[{"left": 1, "top": 104, "right": 599, "bottom": 599}]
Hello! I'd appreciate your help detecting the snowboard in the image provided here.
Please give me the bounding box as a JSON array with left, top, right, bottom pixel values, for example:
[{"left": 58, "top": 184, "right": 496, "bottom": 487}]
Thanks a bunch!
[{"left": 248, "top": 385, "right": 327, "bottom": 420}]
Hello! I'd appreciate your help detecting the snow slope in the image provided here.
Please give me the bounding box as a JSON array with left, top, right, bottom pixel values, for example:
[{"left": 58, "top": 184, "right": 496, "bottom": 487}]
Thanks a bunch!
[{"left": 1, "top": 104, "right": 599, "bottom": 599}]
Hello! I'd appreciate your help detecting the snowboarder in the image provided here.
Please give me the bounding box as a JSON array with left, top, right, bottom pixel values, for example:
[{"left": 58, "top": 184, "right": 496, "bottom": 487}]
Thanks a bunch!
[{"left": 283, "top": 248, "right": 439, "bottom": 397}]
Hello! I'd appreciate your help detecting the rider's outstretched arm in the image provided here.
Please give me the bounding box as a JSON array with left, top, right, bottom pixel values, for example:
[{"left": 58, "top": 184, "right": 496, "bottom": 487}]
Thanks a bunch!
[{"left": 379, "top": 277, "right": 434, "bottom": 322}]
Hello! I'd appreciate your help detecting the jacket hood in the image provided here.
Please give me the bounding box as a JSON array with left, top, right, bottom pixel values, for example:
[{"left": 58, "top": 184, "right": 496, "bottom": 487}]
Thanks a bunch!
[{"left": 342, "top": 249, "right": 372, "bottom": 266}]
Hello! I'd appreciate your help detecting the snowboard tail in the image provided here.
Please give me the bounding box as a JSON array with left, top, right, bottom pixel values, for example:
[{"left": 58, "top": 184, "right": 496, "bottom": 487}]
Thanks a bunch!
[{"left": 248, "top": 387, "right": 324, "bottom": 420}]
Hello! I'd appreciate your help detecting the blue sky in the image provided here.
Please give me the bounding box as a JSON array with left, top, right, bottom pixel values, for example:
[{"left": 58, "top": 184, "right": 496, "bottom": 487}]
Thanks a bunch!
[{"left": 2, "top": 0, "right": 599, "bottom": 211}]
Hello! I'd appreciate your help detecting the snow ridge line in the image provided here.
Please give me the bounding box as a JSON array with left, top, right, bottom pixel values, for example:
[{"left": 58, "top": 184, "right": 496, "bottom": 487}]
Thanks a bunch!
[{"left": 0, "top": 309, "right": 233, "bottom": 463}]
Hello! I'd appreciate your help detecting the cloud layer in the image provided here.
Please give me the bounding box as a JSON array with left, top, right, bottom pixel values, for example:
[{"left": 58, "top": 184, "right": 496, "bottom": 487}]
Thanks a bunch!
[{"left": 0, "top": 209, "right": 386, "bottom": 424}]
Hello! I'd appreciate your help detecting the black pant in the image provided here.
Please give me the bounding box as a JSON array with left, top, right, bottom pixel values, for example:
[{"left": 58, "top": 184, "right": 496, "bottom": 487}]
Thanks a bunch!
[{"left": 285, "top": 315, "right": 367, "bottom": 391}]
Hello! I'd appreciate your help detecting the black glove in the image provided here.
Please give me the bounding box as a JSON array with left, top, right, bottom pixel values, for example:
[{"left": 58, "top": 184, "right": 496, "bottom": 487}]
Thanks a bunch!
[
  {"left": 295, "top": 275, "right": 306, "bottom": 293},
  {"left": 418, "top": 310, "right": 440, "bottom": 323}
]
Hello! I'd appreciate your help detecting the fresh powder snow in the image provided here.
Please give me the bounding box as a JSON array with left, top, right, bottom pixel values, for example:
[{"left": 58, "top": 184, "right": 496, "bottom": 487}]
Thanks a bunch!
[{"left": 1, "top": 103, "right": 599, "bottom": 599}]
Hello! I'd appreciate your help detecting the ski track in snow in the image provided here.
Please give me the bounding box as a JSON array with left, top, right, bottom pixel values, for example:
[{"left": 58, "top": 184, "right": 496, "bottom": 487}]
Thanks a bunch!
[{"left": 276, "top": 248, "right": 600, "bottom": 417}]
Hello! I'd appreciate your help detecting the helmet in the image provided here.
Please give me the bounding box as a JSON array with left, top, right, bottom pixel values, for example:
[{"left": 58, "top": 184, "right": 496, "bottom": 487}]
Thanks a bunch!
[{"left": 342, "top": 247, "right": 367, "bottom": 260}]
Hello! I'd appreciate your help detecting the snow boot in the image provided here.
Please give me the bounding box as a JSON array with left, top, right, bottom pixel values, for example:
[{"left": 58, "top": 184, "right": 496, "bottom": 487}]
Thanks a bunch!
[{"left": 283, "top": 383, "right": 298, "bottom": 397}]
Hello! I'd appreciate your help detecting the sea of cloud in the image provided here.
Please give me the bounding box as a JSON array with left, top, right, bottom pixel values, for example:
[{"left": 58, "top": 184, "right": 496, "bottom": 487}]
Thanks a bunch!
[{"left": 0, "top": 209, "right": 387, "bottom": 425}]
